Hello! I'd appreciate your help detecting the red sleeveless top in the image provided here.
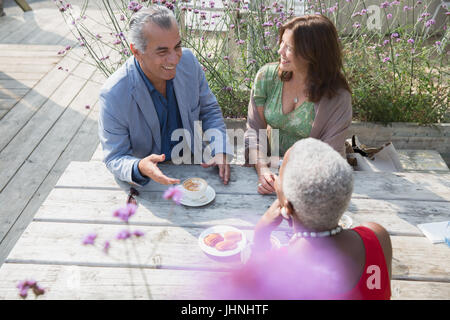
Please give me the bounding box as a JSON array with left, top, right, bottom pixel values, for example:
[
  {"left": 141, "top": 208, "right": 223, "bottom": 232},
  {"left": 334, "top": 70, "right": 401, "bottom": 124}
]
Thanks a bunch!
[
  {"left": 223, "top": 226, "right": 391, "bottom": 300},
  {"left": 339, "top": 226, "right": 391, "bottom": 300}
]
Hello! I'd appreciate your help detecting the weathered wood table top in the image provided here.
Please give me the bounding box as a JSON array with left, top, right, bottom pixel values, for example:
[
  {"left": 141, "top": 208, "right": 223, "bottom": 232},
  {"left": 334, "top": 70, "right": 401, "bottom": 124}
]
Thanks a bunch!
[{"left": 0, "top": 161, "right": 449, "bottom": 299}]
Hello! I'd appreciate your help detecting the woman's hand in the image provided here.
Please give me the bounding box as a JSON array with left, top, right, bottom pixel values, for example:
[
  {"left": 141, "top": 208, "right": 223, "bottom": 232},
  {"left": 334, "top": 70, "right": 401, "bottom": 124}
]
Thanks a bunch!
[
  {"left": 257, "top": 166, "right": 276, "bottom": 194},
  {"left": 253, "top": 199, "right": 283, "bottom": 250}
]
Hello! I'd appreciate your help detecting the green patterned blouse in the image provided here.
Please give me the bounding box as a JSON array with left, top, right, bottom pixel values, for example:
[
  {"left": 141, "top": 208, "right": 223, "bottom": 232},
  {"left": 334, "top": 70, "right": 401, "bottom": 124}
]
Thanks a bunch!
[{"left": 253, "top": 63, "right": 315, "bottom": 156}]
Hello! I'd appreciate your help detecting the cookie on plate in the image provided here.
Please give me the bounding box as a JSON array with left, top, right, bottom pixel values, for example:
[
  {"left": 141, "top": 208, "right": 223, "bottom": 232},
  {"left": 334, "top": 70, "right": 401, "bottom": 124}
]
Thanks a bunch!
[
  {"left": 215, "top": 240, "right": 238, "bottom": 251},
  {"left": 204, "top": 233, "right": 224, "bottom": 247}
]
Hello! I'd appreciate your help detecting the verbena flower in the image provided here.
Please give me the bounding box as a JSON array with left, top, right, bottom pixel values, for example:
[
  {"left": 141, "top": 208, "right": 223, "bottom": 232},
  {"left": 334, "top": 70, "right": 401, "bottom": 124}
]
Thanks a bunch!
[
  {"left": 113, "top": 203, "right": 138, "bottom": 222},
  {"left": 133, "top": 230, "right": 145, "bottom": 237},
  {"left": 82, "top": 232, "right": 97, "bottom": 245},
  {"left": 17, "top": 280, "right": 45, "bottom": 299},
  {"left": 128, "top": 1, "right": 143, "bottom": 12},
  {"left": 103, "top": 240, "right": 111, "bottom": 253},
  {"left": 163, "top": 186, "right": 183, "bottom": 205},
  {"left": 116, "top": 229, "right": 131, "bottom": 240}
]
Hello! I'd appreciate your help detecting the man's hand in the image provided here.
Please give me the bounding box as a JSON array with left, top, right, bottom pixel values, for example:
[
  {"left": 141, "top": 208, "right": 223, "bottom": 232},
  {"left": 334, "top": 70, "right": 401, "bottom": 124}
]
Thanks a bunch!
[
  {"left": 138, "top": 154, "right": 180, "bottom": 185},
  {"left": 200, "top": 153, "right": 230, "bottom": 185}
]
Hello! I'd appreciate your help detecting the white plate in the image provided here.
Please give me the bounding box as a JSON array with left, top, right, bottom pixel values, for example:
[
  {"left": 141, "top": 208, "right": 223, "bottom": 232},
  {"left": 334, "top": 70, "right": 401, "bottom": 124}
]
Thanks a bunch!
[
  {"left": 339, "top": 213, "right": 353, "bottom": 229},
  {"left": 198, "top": 225, "right": 247, "bottom": 257},
  {"left": 180, "top": 185, "right": 215, "bottom": 207}
]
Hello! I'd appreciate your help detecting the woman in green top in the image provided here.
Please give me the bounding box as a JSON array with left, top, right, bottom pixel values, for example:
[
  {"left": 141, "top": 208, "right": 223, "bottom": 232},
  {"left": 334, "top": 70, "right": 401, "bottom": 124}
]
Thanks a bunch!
[{"left": 246, "top": 15, "right": 352, "bottom": 195}]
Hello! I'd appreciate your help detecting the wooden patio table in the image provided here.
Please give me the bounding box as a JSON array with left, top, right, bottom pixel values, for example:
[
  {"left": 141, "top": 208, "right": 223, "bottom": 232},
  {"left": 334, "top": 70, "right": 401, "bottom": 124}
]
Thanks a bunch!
[{"left": 0, "top": 161, "right": 449, "bottom": 299}]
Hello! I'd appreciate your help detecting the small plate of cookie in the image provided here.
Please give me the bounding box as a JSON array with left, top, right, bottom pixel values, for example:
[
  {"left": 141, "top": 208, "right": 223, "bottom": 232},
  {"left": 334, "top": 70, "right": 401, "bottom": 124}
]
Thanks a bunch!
[{"left": 199, "top": 225, "right": 247, "bottom": 257}]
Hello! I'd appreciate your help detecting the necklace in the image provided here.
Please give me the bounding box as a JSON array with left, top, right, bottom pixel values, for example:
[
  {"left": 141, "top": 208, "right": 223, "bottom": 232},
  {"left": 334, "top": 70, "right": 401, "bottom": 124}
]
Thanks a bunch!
[{"left": 289, "top": 226, "right": 342, "bottom": 244}]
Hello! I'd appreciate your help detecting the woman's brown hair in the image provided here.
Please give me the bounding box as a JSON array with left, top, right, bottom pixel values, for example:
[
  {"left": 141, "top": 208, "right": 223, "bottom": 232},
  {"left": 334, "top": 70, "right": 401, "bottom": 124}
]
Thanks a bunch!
[{"left": 278, "top": 14, "right": 351, "bottom": 103}]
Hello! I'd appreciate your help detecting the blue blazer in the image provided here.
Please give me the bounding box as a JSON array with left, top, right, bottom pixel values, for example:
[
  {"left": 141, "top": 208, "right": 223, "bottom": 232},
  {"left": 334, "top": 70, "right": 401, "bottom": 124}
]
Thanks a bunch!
[{"left": 98, "top": 49, "right": 232, "bottom": 184}]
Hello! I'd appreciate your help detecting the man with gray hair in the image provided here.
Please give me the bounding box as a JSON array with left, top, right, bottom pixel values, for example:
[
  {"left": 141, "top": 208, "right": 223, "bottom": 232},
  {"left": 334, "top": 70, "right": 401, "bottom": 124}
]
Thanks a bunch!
[{"left": 98, "top": 5, "right": 232, "bottom": 186}]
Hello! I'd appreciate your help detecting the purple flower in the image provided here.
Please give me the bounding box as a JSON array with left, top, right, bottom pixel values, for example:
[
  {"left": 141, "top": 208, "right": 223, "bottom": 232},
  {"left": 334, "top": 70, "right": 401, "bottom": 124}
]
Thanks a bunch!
[
  {"left": 127, "top": 1, "right": 142, "bottom": 12},
  {"left": 103, "top": 241, "right": 111, "bottom": 254},
  {"left": 425, "top": 19, "right": 435, "bottom": 28},
  {"left": 383, "top": 39, "right": 390, "bottom": 46},
  {"left": 387, "top": 13, "right": 393, "bottom": 19},
  {"left": 407, "top": 38, "right": 414, "bottom": 44},
  {"left": 391, "top": 32, "right": 399, "bottom": 38},
  {"left": 163, "top": 186, "right": 183, "bottom": 205},
  {"left": 82, "top": 232, "right": 97, "bottom": 245},
  {"left": 17, "top": 280, "right": 45, "bottom": 299},
  {"left": 381, "top": 2, "right": 390, "bottom": 9},
  {"left": 116, "top": 229, "right": 131, "bottom": 240},
  {"left": 435, "top": 41, "right": 442, "bottom": 46},
  {"left": 133, "top": 230, "right": 145, "bottom": 237},
  {"left": 113, "top": 203, "right": 137, "bottom": 222},
  {"left": 383, "top": 57, "right": 391, "bottom": 63}
]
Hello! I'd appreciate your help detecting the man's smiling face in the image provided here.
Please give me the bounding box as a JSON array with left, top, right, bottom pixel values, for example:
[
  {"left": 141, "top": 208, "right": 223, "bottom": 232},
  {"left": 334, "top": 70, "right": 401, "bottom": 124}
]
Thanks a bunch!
[{"left": 133, "top": 20, "right": 182, "bottom": 87}]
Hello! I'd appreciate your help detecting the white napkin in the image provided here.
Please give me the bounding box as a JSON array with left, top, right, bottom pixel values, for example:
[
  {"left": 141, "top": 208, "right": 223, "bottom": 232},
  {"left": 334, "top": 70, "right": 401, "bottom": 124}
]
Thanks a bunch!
[{"left": 417, "top": 221, "right": 449, "bottom": 244}]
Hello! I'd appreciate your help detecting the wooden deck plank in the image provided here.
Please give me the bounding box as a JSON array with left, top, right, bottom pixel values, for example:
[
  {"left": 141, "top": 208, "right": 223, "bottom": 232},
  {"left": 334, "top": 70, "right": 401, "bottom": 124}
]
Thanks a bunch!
[
  {"left": 0, "top": 88, "right": 29, "bottom": 99},
  {"left": 0, "top": 47, "right": 80, "bottom": 152},
  {"left": 0, "top": 71, "right": 46, "bottom": 80},
  {"left": 19, "top": 16, "right": 68, "bottom": 44},
  {"left": 0, "top": 64, "right": 59, "bottom": 73},
  {"left": 0, "top": 99, "right": 101, "bottom": 266},
  {"left": 0, "top": 262, "right": 447, "bottom": 299},
  {"left": 0, "top": 263, "right": 215, "bottom": 300},
  {"left": 0, "top": 56, "right": 61, "bottom": 65},
  {"left": 0, "top": 79, "right": 36, "bottom": 89},
  {"left": 32, "top": 188, "right": 450, "bottom": 236},
  {"left": 1, "top": 11, "right": 64, "bottom": 44},
  {"left": 0, "top": 109, "right": 8, "bottom": 119},
  {"left": 0, "top": 59, "right": 96, "bottom": 192},
  {"left": 0, "top": 44, "right": 61, "bottom": 52},
  {"left": 4, "top": 221, "right": 450, "bottom": 281},
  {"left": 0, "top": 98, "right": 19, "bottom": 110},
  {"left": 54, "top": 161, "right": 450, "bottom": 202},
  {"left": 391, "top": 280, "right": 450, "bottom": 300},
  {"left": 0, "top": 62, "right": 99, "bottom": 244},
  {"left": 399, "top": 150, "right": 449, "bottom": 172}
]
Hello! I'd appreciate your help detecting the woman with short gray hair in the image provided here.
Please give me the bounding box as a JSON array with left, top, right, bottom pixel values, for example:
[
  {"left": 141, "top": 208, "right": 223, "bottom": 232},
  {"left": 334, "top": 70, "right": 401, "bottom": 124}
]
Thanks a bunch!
[{"left": 224, "top": 138, "right": 392, "bottom": 299}]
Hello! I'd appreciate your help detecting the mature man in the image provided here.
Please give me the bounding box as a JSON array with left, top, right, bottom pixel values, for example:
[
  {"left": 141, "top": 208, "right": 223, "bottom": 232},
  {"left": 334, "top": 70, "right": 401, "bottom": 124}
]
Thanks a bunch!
[{"left": 98, "top": 5, "right": 232, "bottom": 186}]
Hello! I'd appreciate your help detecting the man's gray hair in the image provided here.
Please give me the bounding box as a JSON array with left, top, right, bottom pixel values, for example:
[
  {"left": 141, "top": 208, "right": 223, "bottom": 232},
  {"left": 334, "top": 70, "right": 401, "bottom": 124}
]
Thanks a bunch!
[
  {"left": 128, "top": 5, "right": 178, "bottom": 52},
  {"left": 282, "top": 138, "right": 353, "bottom": 231}
]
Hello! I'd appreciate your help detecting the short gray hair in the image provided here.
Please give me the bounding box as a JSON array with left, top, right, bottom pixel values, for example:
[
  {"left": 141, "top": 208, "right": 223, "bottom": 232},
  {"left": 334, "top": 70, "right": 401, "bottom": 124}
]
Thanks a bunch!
[
  {"left": 128, "top": 5, "right": 178, "bottom": 52},
  {"left": 282, "top": 138, "right": 353, "bottom": 231}
]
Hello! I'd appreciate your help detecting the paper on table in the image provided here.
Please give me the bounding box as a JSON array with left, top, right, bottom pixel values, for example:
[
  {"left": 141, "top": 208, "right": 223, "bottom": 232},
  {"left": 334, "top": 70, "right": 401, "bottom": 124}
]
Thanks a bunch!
[{"left": 417, "top": 221, "right": 449, "bottom": 244}]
